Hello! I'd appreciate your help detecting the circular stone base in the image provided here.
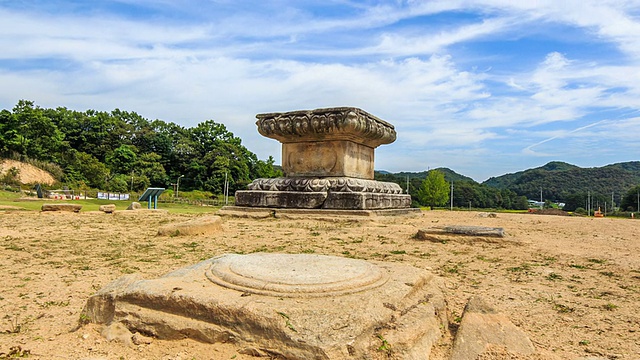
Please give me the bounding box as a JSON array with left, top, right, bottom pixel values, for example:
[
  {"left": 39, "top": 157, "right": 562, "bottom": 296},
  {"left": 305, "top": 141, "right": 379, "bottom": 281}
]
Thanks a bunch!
[{"left": 205, "top": 253, "right": 388, "bottom": 297}]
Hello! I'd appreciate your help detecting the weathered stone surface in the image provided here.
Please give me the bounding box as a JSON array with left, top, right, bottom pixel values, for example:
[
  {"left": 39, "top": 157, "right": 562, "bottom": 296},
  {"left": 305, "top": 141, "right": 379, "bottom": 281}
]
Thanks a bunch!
[
  {"left": 84, "top": 253, "right": 446, "bottom": 359},
  {"left": 101, "top": 322, "right": 133, "bottom": 346},
  {"left": 157, "top": 215, "right": 223, "bottom": 236},
  {"left": 126, "top": 202, "right": 141, "bottom": 210},
  {"left": 218, "top": 206, "right": 421, "bottom": 218},
  {"left": 247, "top": 177, "right": 404, "bottom": 194},
  {"left": 41, "top": 203, "right": 82, "bottom": 212},
  {"left": 99, "top": 204, "right": 116, "bottom": 213},
  {"left": 256, "top": 107, "right": 396, "bottom": 148},
  {"left": 256, "top": 108, "right": 394, "bottom": 180},
  {"left": 235, "top": 189, "right": 411, "bottom": 210},
  {"left": 235, "top": 190, "right": 328, "bottom": 208},
  {"left": 234, "top": 107, "right": 410, "bottom": 211},
  {"left": 417, "top": 226, "right": 505, "bottom": 240},
  {"left": 324, "top": 192, "right": 411, "bottom": 210},
  {"left": 451, "top": 296, "right": 536, "bottom": 360},
  {"left": 282, "top": 140, "right": 375, "bottom": 178}
]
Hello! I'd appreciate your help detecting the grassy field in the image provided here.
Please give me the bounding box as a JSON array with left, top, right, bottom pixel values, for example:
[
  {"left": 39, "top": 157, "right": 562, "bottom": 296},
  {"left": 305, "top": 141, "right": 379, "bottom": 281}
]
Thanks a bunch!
[{"left": 0, "top": 190, "right": 219, "bottom": 213}]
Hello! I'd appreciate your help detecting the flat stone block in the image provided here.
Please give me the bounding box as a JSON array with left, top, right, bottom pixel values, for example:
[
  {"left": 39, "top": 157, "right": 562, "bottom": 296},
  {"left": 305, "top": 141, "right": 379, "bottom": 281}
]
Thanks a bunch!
[
  {"left": 41, "top": 203, "right": 82, "bottom": 212},
  {"left": 235, "top": 190, "right": 327, "bottom": 208},
  {"left": 157, "top": 215, "right": 223, "bottom": 236},
  {"left": 84, "top": 253, "right": 446, "bottom": 359}
]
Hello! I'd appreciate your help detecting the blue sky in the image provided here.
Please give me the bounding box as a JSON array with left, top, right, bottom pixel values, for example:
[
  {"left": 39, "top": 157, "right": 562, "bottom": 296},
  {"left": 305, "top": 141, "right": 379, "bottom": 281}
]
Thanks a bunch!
[{"left": 1, "top": 0, "right": 639, "bottom": 181}]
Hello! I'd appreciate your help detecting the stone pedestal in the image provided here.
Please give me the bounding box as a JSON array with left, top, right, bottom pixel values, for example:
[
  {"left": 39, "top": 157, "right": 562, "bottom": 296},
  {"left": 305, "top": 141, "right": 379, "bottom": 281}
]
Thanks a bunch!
[
  {"left": 234, "top": 107, "right": 411, "bottom": 210},
  {"left": 84, "top": 253, "right": 446, "bottom": 359}
]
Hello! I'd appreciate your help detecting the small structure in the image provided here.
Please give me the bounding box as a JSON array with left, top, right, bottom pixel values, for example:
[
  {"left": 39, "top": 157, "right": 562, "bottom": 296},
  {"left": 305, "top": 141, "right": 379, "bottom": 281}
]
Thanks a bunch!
[
  {"left": 232, "top": 107, "right": 412, "bottom": 211},
  {"left": 594, "top": 207, "right": 604, "bottom": 217},
  {"left": 138, "top": 188, "right": 165, "bottom": 209}
]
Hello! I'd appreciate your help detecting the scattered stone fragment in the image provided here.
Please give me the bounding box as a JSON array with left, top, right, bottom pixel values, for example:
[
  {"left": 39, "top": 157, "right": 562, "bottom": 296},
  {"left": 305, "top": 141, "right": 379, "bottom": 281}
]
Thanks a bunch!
[
  {"left": 126, "top": 202, "right": 142, "bottom": 210},
  {"left": 451, "top": 296, "right": 535, "bottom": 360},
  {"left": 157, "top": 215, "right": 223, "bottom": 236},
  {"left": 41, "top": 203, "right": 82, "bottom": 212},
  {"left": 132, "top": 332, "right": 153, "bottom": 345},
  {"left": 99, "top": 204, "right": 116, "bottom": 213},
  {"left": 100, "top": 322, "right": 133, "bottom": 346},
  {"left": 416, "top": 225, "right": 505, "bottom": 242},
  {"left": 477, "top": 212, "right": 498, "bottom": 218}
]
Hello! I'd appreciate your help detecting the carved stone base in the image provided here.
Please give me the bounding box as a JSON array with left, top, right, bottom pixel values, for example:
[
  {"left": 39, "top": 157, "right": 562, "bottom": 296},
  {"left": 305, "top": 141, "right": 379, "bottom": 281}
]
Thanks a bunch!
[{"left": 235, "top": 190, "right": 411, "bottom": 210}]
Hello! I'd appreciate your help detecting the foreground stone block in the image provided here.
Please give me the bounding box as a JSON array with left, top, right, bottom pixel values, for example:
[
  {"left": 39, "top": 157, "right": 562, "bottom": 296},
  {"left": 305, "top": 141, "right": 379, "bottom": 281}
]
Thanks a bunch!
[
  {"left": 41, "top": 203, "right": 82, "bottom": 212},
  {"left": 84, "top": 253, "right": 446, "bottom": 359},
  {"left": 157, "top": 215, "right": 223, "bottom": 236},
  {"left": 451, "top": 296, "right": 536, "bottom": 360}
]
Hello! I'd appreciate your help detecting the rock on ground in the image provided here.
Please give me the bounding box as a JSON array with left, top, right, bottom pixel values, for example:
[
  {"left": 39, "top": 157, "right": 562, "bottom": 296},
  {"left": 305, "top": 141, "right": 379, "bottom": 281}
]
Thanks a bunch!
[
  {"left": 157, "top": 215, "right": 223, "bottom": 236},
  {"left": 451, "top": 296, "right": 536, "bottom": 360},
  {"left": 41, "top": 203, "right": 82, "bottom": 212}
]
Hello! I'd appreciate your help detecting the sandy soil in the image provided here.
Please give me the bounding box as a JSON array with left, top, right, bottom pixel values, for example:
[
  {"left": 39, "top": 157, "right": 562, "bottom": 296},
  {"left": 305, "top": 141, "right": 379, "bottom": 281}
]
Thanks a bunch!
[
  {"left": 0, "top": 209, "right": 638, "bottom": 359},
  {"left": 0, "top": 160, "right": 56, "bottom": 185}
]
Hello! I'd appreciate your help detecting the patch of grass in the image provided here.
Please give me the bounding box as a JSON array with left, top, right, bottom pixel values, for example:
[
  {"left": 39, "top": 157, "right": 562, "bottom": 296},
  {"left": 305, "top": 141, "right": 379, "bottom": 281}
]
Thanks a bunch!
[
  {"left": 476, "top": 255, "right": 501, "bottom": 263},
  {"left": 276, "top": 312, "right": 297, "bottom": 332},
  {"left": 301, "top": 248, "right": 315, "bottom": 254},
  {"left": 587, "top": 258, "right": 606, "bottom": 264},
  {"left": 546, "top": 272, "right": 563, "bottom": 281},
  {"left": 390, "top": 250, "right": 406, "bottom": 255},
  {"left": 507, "top": 263, "right": 532, "bottom": 273},
  {"left": 181, "top": 241, "right": 200, "bottom": 251},
  {"left": 376, "top": 334, "right": 391, "bottom": 352},
  {"left": 553, "top": 303, "right": 575, "bottom": 313},
  {"left": 599, "top": 271, "right": 617, "bottom": 278},
  {"left": 569, "top": 264, "right": 587, "bottom": 269},
  {"left": 602, "top": 303, "right": 618, "bottom": 311}
]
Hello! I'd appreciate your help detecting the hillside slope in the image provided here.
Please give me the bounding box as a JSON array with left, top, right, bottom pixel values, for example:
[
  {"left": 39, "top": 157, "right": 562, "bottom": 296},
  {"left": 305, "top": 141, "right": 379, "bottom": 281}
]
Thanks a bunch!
[{"left": 0, "top": 159, "right": 56, "bottom": 185}]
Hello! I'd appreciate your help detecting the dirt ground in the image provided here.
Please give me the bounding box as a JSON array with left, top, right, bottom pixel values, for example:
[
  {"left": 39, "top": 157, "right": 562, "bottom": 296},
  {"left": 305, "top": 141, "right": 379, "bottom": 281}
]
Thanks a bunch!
[{"left": 0, "top": 208, "right": 638, "bottom": 359}]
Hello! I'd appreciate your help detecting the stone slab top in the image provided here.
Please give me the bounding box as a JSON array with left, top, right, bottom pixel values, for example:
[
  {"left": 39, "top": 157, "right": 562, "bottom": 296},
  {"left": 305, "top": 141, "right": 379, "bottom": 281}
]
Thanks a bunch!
[
  {"left": 206, "top": 253, "right": 388, "bottom": 297},
  {"left": 255, "top": 107, "right": 396, "bottom": 147}
]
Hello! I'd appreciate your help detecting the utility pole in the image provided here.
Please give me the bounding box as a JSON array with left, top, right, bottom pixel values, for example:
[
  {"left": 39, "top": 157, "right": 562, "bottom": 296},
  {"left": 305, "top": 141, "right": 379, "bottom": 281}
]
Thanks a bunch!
[
  {"left": 176, "top": 174, "right": 184, "bottom": 198},
  {"left": 450, "top": 182, "right": 454, "bottom": 210},
  {"left": 612, "top": 192, "right": 615, "bottom": 213},
  {"left": 540, "top": 187, "right": 543, "bottom": 209}
]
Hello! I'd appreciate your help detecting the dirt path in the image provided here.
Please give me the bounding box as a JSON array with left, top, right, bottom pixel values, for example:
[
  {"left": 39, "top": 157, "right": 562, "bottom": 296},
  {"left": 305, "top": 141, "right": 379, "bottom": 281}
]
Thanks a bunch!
[{"left": 0, "top": 210, "right": 638, "bottom": 359}]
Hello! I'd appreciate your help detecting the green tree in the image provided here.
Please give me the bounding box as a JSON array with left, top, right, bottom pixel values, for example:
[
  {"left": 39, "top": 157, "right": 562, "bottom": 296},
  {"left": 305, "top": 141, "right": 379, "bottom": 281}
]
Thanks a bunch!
[
  {"left": 417, "top": 170, "right": 449, "bottom": 209},
  {"left": 106, "top": 144, "right": 138, "bottom": 174},
  {"left": 12, "top": 100, "right": 65, "bottom": 161},
  {"left": 61, "top": 150, "right": 110, "bottom": 189},
  {"left": 0, "top": 109, "right": 20, "bottom": 155},
  {"left": 621, "top": 185, "right": 640, "bottom": 212}
]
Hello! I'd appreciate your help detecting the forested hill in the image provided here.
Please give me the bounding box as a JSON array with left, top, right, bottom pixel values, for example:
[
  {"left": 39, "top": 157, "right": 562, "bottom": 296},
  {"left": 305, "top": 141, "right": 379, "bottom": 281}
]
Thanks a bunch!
[
  {"left": 483, "top": 161, "right": 640, "bottom": 204},
  {"left": 0, "top": 100, "right": 281, "bottom": 194},
  {"left": 382, "top": 168, "right": 476, "bottom": 183}
]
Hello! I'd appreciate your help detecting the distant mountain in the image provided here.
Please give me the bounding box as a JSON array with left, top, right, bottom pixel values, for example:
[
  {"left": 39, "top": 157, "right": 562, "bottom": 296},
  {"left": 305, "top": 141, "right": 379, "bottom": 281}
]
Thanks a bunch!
[
  {"left": 379, "top": 168, "right": 476, "bottom": 183},
  {"left": 483, "top": 161, "right": 640, "bottom": 202}
]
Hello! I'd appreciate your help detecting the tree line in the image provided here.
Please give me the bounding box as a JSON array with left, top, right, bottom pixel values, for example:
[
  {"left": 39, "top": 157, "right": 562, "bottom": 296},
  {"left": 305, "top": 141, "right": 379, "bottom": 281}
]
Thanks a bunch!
[
  {"left": 0, "top": 100, "right": 281, "bottom": 194},
  {"left": 375, "top": 169, "right": 530, "bottom": 210}
]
